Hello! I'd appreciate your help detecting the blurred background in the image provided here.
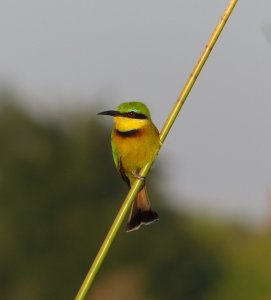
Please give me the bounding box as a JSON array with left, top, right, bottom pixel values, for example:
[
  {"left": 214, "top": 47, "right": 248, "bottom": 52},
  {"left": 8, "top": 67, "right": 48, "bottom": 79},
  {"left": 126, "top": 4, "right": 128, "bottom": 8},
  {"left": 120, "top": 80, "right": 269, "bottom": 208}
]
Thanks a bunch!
[{"left": 0, "top": 0, "right": 271, "bottom": 299}]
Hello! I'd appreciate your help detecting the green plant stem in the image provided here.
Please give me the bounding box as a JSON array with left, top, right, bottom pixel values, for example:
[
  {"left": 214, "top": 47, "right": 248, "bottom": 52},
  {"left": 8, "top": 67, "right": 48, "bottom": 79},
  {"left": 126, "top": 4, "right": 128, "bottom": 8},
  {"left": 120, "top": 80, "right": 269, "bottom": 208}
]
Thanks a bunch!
[{"left": 75, "top": 1, "right": 238, "bottom": 299}]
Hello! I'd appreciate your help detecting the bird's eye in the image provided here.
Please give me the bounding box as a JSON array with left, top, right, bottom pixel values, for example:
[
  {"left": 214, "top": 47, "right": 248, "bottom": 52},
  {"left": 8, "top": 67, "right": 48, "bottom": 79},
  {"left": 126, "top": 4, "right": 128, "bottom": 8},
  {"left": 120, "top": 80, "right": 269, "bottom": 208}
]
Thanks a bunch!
[{"left": 127, "top": 111, "right": 136, "bottom": 118}]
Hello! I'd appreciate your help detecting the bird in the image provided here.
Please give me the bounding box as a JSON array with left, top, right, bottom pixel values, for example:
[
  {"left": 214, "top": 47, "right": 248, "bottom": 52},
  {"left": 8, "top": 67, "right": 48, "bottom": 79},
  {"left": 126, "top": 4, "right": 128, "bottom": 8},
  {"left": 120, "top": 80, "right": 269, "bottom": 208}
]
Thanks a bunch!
[{"left": 98, "top": 101, "right": 161, "bottom": 232}]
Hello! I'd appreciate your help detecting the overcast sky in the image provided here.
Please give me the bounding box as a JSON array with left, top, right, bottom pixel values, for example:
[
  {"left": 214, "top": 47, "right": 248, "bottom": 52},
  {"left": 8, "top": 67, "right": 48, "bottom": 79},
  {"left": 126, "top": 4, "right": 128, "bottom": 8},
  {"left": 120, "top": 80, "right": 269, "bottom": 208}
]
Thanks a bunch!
[{"left": 0, "top": 0, "right": 270, "bottom": 226}]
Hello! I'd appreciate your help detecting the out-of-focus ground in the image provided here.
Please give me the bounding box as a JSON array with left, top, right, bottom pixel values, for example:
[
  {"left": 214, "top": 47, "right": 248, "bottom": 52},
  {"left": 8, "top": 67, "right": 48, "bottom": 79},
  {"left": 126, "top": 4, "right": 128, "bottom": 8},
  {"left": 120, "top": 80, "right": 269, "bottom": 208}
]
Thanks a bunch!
[{"left": 0, "top": 91, "right": 270, "bottom": 300}]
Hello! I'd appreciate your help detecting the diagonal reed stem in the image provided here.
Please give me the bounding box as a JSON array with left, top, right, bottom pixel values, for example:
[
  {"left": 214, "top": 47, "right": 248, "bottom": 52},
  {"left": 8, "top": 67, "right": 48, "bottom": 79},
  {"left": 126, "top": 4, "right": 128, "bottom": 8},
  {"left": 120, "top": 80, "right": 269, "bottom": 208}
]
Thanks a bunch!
[{"left": 75, "top": 1, "right": 238, "bottom": 299}]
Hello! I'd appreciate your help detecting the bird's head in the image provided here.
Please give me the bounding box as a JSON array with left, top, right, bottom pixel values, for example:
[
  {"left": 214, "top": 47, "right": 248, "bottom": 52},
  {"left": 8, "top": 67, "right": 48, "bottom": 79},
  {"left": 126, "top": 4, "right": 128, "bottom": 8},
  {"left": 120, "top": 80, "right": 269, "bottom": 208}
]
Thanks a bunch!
[
  {"left": 98, "top": 102, "right": 152, "bottom": 131},
  {"left": 98, "top": 101, "right": 151, "bottom": 120}
]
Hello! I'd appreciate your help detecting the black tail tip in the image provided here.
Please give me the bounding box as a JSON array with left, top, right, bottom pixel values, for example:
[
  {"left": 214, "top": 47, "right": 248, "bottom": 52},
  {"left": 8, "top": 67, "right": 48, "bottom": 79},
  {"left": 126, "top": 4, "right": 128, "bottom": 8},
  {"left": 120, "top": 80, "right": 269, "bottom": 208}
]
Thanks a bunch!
[{"left": 126, "top": 210, "right": 159, "bottom": 232}]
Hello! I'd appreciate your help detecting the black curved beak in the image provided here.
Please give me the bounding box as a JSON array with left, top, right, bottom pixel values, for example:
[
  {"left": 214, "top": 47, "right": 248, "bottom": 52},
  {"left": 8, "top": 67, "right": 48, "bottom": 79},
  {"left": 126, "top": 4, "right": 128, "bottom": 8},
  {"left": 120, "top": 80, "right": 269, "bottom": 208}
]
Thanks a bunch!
[{"left": 97, "top": 110, "right": 121, "bottom": 117}]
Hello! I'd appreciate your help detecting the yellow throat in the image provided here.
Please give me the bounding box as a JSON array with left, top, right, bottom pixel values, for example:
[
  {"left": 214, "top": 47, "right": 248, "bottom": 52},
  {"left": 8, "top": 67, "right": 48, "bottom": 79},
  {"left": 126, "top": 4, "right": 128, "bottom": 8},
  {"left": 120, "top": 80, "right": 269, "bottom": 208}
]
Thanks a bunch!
[{"left": 113, "top": 116, "right": 148, "bottom": 131}]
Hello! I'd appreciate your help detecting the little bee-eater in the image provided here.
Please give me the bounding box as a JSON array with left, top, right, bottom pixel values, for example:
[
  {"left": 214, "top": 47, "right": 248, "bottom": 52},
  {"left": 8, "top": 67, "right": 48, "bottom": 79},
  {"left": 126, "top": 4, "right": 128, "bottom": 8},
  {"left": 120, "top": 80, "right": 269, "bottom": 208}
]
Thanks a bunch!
[{"left": 98, "top": 102, "right": 160, "bottom": 232}]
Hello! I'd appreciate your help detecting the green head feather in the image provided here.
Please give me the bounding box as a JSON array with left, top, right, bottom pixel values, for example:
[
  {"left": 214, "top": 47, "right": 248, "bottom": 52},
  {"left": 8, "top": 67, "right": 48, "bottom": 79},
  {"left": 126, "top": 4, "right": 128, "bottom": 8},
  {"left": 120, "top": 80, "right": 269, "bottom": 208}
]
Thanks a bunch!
[{"left": 117, "top": 102, "right": 151, "bottom": 119}]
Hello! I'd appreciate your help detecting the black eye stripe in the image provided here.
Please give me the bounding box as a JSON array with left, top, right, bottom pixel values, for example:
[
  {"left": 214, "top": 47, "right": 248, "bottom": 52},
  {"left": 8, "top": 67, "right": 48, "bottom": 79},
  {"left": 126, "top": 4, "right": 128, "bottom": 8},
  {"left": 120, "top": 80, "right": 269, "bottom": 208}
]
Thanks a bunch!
[{"left": 123, "top": 112, "right": 147, "bottom": 119}]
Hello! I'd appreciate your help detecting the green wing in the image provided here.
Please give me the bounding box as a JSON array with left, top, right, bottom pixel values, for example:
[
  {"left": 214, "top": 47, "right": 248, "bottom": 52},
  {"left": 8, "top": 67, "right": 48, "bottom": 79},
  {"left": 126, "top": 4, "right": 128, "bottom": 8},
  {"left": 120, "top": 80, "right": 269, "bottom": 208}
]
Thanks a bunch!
[
  {"left": 111, "top": 132, "right": 119, "bottom": 169},
  {"left": 111, "top": 132, "right": 130, "bottom": 187}
]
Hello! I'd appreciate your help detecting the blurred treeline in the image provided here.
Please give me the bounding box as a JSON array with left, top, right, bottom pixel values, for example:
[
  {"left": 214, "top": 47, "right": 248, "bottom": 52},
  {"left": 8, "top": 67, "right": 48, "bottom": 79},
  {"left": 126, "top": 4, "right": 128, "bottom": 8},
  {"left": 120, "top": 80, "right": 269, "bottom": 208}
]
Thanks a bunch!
[{"left": 0, "top": 90, "right": 270, "bottom": 300}]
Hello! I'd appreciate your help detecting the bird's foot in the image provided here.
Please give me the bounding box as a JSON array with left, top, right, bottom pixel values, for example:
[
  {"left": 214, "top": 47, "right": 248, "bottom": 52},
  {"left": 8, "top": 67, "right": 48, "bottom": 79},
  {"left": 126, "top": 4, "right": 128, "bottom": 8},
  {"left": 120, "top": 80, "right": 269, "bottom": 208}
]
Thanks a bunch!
[{"left": 132, "top": 171, "right": 145, "bottom": 182}]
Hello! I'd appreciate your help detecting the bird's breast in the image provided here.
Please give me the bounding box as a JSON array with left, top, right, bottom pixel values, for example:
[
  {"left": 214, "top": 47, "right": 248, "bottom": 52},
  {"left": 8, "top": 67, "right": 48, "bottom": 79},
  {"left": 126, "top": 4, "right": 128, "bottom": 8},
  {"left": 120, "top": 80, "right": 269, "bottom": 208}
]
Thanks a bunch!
[{"left": 112, "top": 124, "right": 159, "bottom": 173}]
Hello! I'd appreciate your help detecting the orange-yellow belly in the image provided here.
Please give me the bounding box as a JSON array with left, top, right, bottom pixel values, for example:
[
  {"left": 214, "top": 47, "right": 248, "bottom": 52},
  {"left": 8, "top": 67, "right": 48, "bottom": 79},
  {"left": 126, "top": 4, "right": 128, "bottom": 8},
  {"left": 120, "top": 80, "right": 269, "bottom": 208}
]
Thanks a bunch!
[{"left": 112, "top": 125, "right": 160, "bottom": 184}]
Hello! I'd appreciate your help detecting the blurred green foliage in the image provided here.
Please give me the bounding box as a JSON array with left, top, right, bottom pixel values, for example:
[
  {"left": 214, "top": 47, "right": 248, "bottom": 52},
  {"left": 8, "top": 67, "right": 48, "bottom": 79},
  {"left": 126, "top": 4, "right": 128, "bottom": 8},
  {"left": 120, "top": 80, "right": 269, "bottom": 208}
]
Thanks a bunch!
[{"left": 0, "top": 91, "right": 270, "bottom": 300}]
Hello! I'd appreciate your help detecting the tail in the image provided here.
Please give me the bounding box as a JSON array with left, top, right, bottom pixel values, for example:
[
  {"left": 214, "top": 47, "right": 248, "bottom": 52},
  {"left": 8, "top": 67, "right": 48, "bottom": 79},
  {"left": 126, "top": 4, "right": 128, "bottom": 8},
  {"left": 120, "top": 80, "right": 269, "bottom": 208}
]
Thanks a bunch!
[{"left": 126, "top": 185, "right": 159, "bottom": 232}]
